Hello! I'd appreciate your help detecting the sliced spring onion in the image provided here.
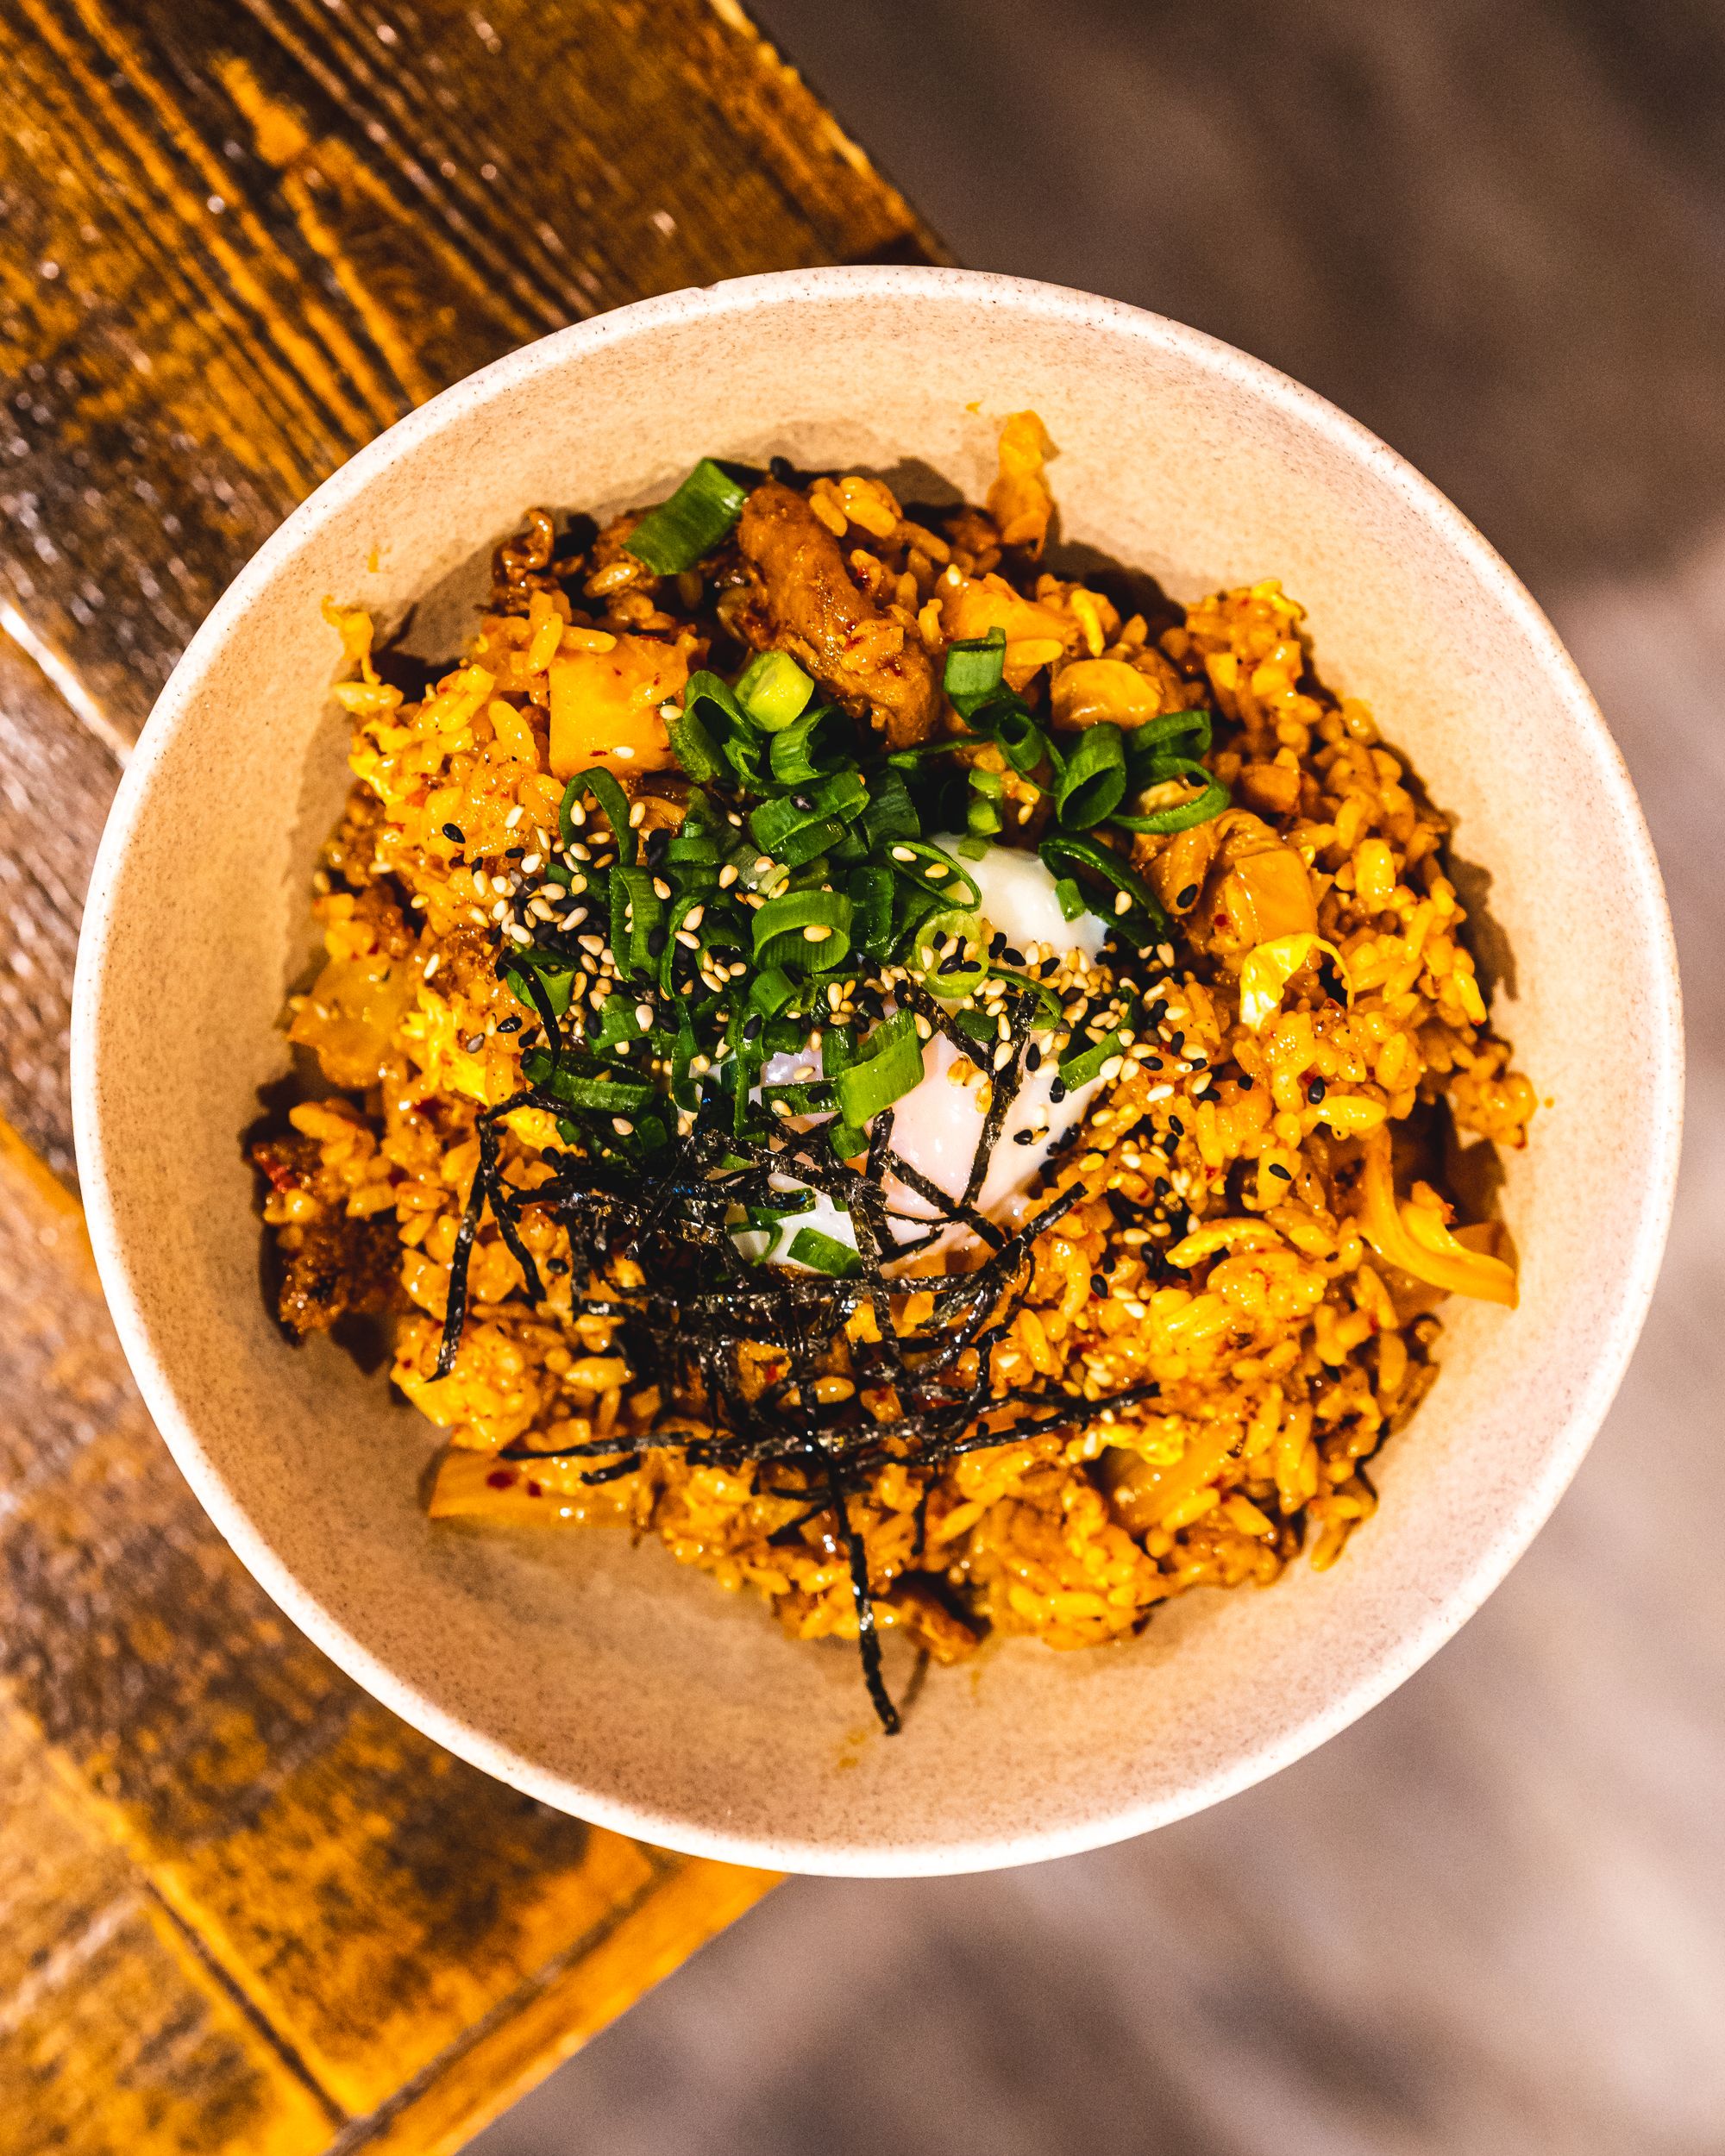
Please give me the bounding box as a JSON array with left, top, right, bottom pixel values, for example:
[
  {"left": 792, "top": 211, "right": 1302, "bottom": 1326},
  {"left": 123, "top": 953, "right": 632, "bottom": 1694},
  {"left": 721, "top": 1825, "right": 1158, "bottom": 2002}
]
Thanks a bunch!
[
  {"left": 748, "top": 966, "right": 798, "bottom": 1018},
  {"left": 1038, "top": 831, "right": 1170, "bottom": 937},
  {"left": 770, "top": 702, "right": 849, "bottom": 784},
  {"left": 1053, "top": 721, "right": 1128, "bottom": 829},
  {"left": 785, "top": 1226, "right": 862, "bottom": 1277},
  {"left": 911, "top": 906, "right": 987, "bottom": 999},
  {"left": 1053, "top": 875, "right": 1086, "bottom": 921},
  {"left": 735, "top": 649, "right": 814, "bottom": 731},
  {"left": 942, "top": 625, "right": 1007, "bottom": 717},
  {"left": 623, "top": 460, "right": 747, "bottom": 574},
  {"left": 665, "top": 703, "right": 724, "bottom": 783},
  {"left": 1112, "top": 761, "right": 1231, "bottom": 833},
  {"left": 500, "top": 947, "right": 577, "bottom": 1017},
  {"left": 883, "top": 837, "right": 981, "bottom": 915},
  {"left": 1058, "top": 1025, "right": 1129, "bottom": 1090},
  {"left": 751, "top": 887, "right": 854, "bottom": 975},
  {"left": 844, "top": 863, "right": 896, "bottom": 959},
  {"left": 856, "top": 766, "right": 920, "bottom": 849},
  {"left": 612, "top": 863, "right": 663, "bottom": 977},
  {"left": 522, "top": 1051, "right": 656, "bottom": 1114},
  {"left": 560, "top": 766, "right": 637, "bottom": 865},
  {"left": 968, "top": 694, "right": 1051, "bottom": 780},
  {"left": 834, "top": 1011, "right": 925, "bottom": 1125}
]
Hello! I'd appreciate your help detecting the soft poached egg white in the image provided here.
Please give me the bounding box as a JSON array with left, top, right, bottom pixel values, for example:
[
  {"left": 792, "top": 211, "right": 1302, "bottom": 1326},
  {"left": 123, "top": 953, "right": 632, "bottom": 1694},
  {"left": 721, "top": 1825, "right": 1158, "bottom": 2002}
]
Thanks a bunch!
[{"left": 744, "top": 844, "right": 1107, "bottom": 1268}]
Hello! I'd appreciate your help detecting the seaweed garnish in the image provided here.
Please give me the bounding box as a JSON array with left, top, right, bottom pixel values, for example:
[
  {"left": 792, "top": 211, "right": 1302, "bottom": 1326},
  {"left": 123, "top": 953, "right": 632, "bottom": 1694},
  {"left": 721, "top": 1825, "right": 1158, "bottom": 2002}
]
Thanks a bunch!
[{"left": 435, "top": 1081, "right": 1154, "bottom": 1733}]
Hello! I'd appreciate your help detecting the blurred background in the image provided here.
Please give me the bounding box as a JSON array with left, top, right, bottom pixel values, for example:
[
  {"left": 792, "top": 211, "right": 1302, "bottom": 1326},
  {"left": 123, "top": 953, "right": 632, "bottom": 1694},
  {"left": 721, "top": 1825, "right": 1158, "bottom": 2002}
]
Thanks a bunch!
[{"left": 468, "top": 3, "right": 1725, "bottom": 2150}]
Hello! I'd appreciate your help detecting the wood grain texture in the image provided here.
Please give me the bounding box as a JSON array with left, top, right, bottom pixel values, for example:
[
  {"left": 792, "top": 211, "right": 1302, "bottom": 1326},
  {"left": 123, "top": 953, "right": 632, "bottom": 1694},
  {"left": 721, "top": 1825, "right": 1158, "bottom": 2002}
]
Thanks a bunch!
[
  {"left": 0, "top": 627, "right": 120, "bottom": 1181},
  {"left": 0, "top": 0, "right": 935, "bottom": 737},
  {"left": 0, "top": 0, "right": 933, "bottom": 2140},
  {"left": 0, "top": 1125, "right": 777, "bottom": 2151}
]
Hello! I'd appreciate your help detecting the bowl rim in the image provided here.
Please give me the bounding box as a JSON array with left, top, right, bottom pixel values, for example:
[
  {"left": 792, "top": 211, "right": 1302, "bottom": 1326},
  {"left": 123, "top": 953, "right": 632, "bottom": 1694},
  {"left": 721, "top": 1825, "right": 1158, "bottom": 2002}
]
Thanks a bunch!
[{"left": 71, "top": 264, "right": 1684, "bottom": 1877}]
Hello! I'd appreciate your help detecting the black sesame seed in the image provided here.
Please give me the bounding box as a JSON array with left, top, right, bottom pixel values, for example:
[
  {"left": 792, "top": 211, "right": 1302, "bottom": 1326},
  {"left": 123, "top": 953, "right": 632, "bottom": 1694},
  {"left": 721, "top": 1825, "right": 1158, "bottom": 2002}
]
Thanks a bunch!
[
  {"left": 1307, "top": 1076, "right": 1327, "bottom": 1102},
  {"left": 442, "top": 822, "right": 466, "bottom": 843},
  {"left": 1013, "top": 1127, "right": 1038, "bottom": 1145},
  {"left": 463, "top": 1033, "right": 485, "bottom": 1053},
  {"left": 1002, "top": 946, "right": 1026, "bottom": 967},
  {"left": 1090, "top": 1273, "right": 1109, "bottom": 1298},
  {"left": 1268, "top": 1162, "right": 1293, "bottom": 1181},
  {"left": 769, "top": 454, "right": 798, "bottom": 485},
  {"left": 1026, "top": 1043, "right": 1042, "bottom": 1072},
  {"left": 496, "top": 1014, "right": 523, "bottom": 1035},
  {"left": 937, "top": 952, "right": 969, "bottom": 977},
  {"left": 1176, "top": 883, "right": 1199, "bottom": 907},
  {"left": 647, "top": 928, "right": 667, "bottom": 957},
  {"left": 742, "top": 1014, "right": 763, "bottom": 1042},
  {"left": 1145, "top": 1055, "right": 1164, "bottom": 1069},
  {"left": 1049, "top": 1076, "right": 1068, "bottom": 1105},
  {"left": 1168, "top": 1114, "right": 1186, "bottom": 1136},
  {"left": 486, "top": 926, "right": 502, "bottom": 946},
  {"left": 988, "top": 932, "right": 1007, "bottom": 958},
  {"left": 505, "top": 845, "right": 524, "bottom": 860},
  {"left": 1239, "top": 1073, "right": 1254, "bottom": 1090},
  {"left": 1169, "top": 1031, "right": 1184, "bottom": 1052}
]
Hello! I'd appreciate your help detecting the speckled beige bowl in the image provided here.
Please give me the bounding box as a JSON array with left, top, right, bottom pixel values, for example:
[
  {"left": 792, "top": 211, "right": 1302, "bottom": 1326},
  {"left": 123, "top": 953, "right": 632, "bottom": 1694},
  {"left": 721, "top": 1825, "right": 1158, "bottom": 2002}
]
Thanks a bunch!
[{"left": 72, "top": 268, "right": 1682, "bottom": 1876}]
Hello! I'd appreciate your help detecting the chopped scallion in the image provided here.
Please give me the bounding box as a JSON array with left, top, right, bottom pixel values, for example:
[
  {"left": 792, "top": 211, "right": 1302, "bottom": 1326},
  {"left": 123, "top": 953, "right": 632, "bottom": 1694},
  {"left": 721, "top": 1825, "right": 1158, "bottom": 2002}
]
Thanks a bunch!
[{"left": 623, "top": 460, "right": 747, "bottom": 574}]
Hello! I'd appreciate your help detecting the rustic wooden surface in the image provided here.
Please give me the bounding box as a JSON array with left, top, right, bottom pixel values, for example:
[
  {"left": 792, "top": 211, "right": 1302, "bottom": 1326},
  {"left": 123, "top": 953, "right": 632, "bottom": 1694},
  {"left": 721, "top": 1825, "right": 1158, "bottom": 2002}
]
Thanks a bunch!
[
  {"left": 0, "top": 1, "right": 941, "bottom": 2147},
  {"left": 474, "top": 3, "right": 1725, "bottom": 2153}
]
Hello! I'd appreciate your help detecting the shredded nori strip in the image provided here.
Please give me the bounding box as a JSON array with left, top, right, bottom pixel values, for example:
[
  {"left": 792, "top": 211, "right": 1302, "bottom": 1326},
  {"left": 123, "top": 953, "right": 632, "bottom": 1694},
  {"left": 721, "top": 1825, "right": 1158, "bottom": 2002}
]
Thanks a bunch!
[{"left": 433, "top": 1072, "right": 1151, "bottom": 1731}]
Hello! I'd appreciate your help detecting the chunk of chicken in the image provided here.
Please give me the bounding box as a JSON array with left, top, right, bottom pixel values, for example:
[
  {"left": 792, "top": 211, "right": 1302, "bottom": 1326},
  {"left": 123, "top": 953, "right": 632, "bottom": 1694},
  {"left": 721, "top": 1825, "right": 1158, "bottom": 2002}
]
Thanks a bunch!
[
  {"left": 1137, "top": 808, "right": 1317, "bottom": 968},
  {"left": 734, "top": 481, "right": 938, "bottom": 748}
]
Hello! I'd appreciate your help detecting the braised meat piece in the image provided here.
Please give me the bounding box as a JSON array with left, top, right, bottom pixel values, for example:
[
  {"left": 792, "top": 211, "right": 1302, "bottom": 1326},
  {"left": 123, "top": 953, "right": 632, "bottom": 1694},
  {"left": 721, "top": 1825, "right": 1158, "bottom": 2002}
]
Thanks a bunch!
[{"left": 734, "top": 480, "right": 938, "bottom": 748}]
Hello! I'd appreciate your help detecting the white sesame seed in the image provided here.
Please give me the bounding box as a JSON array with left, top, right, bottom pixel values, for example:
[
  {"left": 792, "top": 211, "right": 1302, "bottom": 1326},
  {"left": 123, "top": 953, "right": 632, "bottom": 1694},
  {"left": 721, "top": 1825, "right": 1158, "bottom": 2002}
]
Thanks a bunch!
[
  {"left": 612, "top": 1117, "right": 634, "bottom": 1135},
  {"left": 674, "top": 929, "right": 699, "bottom": 950},
  {"left": 1146, "top": 1082, "right": 1174, "bottom": 1101},
  {"left": 1100, "top": 1056, "right": 1124, "bottom": 1081},
  {"left": 422, "top": 953, "right": 440, "bottom": 980},
  {"left": 506, "top": 922, "right": 531, "bottom": 945},
  {"left": 579, "top": 934, "right": 605, "bottom": 956},
  {"left": 520, "top": 852, "right": 542, "bottom": 874},
  {"left": 913, "top": 1014, "right": 932, "bottom": 1039},
  {"left": 718, "top": 863, "right": 738, "bottom": 889},
  {"left": 803, "top": 924, "right": 831, "bottom": 942},
  {"left": 505, "top": 805, "right": 524, "bottom": 829},
  {"left": 925, "top": 862, "right": 948, "bottom": 880},
  {"left": 684, "top": 905, "right": 704, "bottom": 930},
  {"left": 613, "top": 746, "right": 636, "bottom": 761},
  {"left": 628, "top": 801, "right": 646, "bottom": 828},
  {"left": 473, "top": 869, "right": 490, "bottom": 897},
  {"left": 652, "top": 877, "right": 671, "bottom": 900},
  {"left": 992, "top": 1042, "right": 1013, "bottom": 1071},
  {"left": 890, "top": 845, "right": 915, "bottom": 862},
  {"left": 635, "top": 1003, "right": 654, "bottom": 1031},
  {"left": 411, "top": 893, "right": 428, "bottom": 911},
  {"left": 1113, "top": 890, "right": 1132, "bottom": 916},
  {"left": 491, "top": 899, "right": 509, "bottom": 921},
  {"left": 561, "top": 910, "right": 585, "bottom": 931}
]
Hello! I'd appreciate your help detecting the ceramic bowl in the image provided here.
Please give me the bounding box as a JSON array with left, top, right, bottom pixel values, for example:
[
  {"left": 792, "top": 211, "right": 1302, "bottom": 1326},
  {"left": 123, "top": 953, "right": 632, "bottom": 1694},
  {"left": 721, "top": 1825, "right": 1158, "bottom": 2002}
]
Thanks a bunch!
[{"left": 72, "top": 267, "right": 1682, "bottom": 1876}]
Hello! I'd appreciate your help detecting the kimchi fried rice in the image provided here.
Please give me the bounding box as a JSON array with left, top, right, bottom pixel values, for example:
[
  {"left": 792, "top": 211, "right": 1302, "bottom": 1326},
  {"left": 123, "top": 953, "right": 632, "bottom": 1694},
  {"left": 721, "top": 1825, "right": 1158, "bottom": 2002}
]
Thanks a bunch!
[{"left": 251, "top": 416, "right": 1535, "bottom": 1728}]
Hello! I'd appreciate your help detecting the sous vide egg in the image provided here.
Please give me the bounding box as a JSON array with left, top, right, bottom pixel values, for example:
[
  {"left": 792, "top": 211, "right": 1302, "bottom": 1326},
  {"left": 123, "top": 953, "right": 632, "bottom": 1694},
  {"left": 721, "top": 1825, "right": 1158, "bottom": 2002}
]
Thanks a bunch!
[{"left": 743, "top": 845, "right": 1107, "bottom": 1269}]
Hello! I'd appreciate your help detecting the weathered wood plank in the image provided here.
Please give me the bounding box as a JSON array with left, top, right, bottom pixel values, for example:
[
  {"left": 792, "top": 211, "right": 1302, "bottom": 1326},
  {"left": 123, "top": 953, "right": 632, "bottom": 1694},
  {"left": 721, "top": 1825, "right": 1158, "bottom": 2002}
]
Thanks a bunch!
[
  {"left": 0, "top": 626, "right": 121, "bottom": 1181},
  {"left": 0, "top": 1118, "right": 776, "bottom": 2147},
  {"left": 0, "top": 0, "right": 936, "bottom": 734},
  {"left": 0, "top": 1705, "right": 336, "bottom": 2156}
]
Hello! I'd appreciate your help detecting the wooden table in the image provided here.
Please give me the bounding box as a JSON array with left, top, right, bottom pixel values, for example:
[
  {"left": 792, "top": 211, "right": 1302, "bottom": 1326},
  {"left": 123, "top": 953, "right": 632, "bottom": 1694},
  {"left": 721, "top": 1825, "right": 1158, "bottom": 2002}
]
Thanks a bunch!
[{"left": 0, "top": 4, "right": 937, "bottom": 2147}]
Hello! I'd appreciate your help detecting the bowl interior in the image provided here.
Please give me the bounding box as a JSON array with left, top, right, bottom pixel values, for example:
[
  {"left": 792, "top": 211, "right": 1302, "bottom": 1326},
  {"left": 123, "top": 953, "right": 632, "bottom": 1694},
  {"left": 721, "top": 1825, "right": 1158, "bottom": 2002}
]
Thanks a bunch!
[{"left": 73, "top": 270, "right": 1680, "bottom": 1874}]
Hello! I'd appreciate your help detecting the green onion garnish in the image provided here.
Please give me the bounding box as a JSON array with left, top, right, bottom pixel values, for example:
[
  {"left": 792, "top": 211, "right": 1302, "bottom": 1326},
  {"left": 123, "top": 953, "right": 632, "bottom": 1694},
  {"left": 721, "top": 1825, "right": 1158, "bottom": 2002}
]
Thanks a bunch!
[
  {"left": 834, "top": 1011, "right": 925, "bottom": 1125},
  {"left": 1058, "top": 1025, "right": 1130, "bottom": 1090},
  {"left": 943, "top": 625, "right": 1007, "bottom": 716},
  {"left": 500, "top": 948, "right": 578, "bottom": 1017},
  {"left": 623, "top": 460, "right": 748, "bottom": 575},
  {"left": 1038, "top": 832, "right": 1170, "bottom": 938},
  {"left": 785, "top": 1226, "right": 862, "bottom": 1277},
  {"left": 1053, "top": 722, "right": 1128, "bottom": 830},
  {"left": 912, "top": 906, "right": 988, "bottom": 999},
  {"left": 735, "top": 649, "right": 815, "bottom": 732},
  {"left": 751, "top": 887, "right": 854, "bottom": 975}
]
